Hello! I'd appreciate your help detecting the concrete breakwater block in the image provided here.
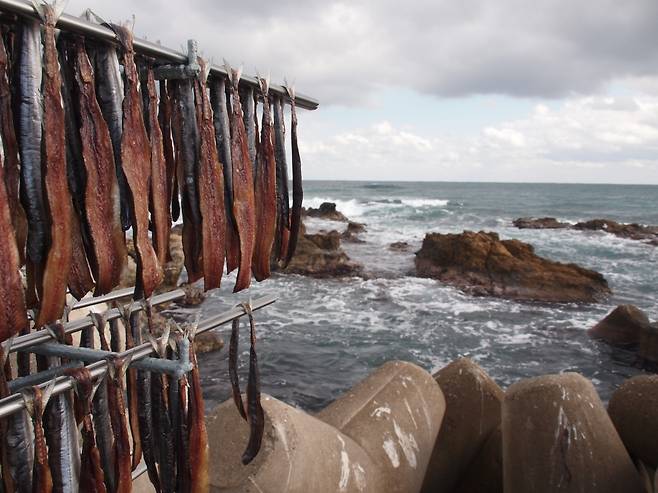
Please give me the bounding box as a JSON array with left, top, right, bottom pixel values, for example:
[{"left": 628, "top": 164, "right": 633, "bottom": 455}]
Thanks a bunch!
[
  {"left": 588, "top": 304, "right": 650, "bottom": 347},
  {"left": 503, "top": 373, "right": 644, "bottom": 493},
  {"left": 451, "top": 425, "right": 502, "bottom": 493},
  {"left": 639, "top": 322, "right": 658, "bottom": 369},
  {"left": 207, "top": 394, "right": 384, "bottom": 493},
  {"left": 421, "top": 358, "right": 504, "bottom": 493},
  {"left": 317, "top": 360, "right": 446, "bottom": 493},
  {"left": 608, "top": 375, "right": 658, "bottom": 469}
]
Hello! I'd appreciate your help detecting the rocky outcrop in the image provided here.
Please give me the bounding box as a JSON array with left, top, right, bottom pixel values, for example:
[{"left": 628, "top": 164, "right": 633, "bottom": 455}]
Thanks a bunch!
[
  {"left": 513, "top": 217, "right": 569, "bottom": 229},
  {"left": 503, "top": 373, "right": 644, "bottom": 493},
  {"left": 608, "top": 375, "right": 658, "bottom": 470},
  {"left": 389, "top": 241, "right": 411, "bottom": 252},
  {"left": 305, "top": 202, "right": 348, "bottom": 221},
  {"left": 588, "top": 305, "right": 650, "bottom": 347},
  {"left": 513, "top": 217, "right": 658, "bottom": 244},
  {"left": 422, "top": 358, "right": 503, "bottom": 493},
  {"left": 279, "top": 229, "right": 362, "bottom": 277},
  {"left": 415, "top": 231, "right": 611, "bottom": 303},
  {"left": 341, "top": 221, "right": 367, "bottom": 243}
]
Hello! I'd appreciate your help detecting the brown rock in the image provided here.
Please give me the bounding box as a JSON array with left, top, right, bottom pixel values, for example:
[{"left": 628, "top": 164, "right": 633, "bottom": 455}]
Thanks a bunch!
[
  {"left": 414, "top": 231, "right": 611, "bottom": 303},
  {"left": 639, "top": 322, "right": 658, "bottom": 369},
  {"left": 180, "top": 283, "right": 205, "bottom": 306},
  {"left": 503, "top": 373, "right": 644, "bottom": 493},
  {"left": 588, "top": 305, "right": 649, "bottom": 347},
  {"left": 389, "top": 241, "right": 411, "bottom": 252},
  {"left": 421, "top": 358, "right": 503, "bottom": 493},
  {"left": 279, "top": 231, "right": 362, "bottom": 278},
  {"left": 194, "top": 330, "right": 225, "bottom": 354},
  {"left": 305, "top": 202, "right": 348, "bottom": 221},
  {"left": 341, "top": 221, "right": 367, "bottom": 243},
  {"left": 608, "top": 375, "right": 658, "bottom": 469},
  {"left": 574, "top": 219, "right": 658, "bottom": 242},
  {"left": 513, "top": 217, "right": 570, "bottom": 229},
  {"left": 451, "top": 426, "right": 503, "bottom": 493}
]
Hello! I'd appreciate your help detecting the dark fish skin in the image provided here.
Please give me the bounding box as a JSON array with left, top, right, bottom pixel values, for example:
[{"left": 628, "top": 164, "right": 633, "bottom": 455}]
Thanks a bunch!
[
  {"left": 145, "top": 67, "right": 170, "bottom": 265},
  {"left": 241, "top": 304, "right": 264, "bottom": 465},
  {"left": 66, "top": 368, "right": 107, "bottom": 493},
  {"left": 87, "top": 39, "right": 131, "bottom": 231},
  {"left": 0, "top": 147, "right": 28, "bottom": 343},
  {"left": 188, "top": 330, "right": 209, "bottom": 492},
  {"left": 1, "top": 342, "right": 18, "bottom": 493},
  {"left": 105, "top": 356, "right": 132, "bottom": 493},
  {"left": 226, "top": 68, "right": 256, "bottom": 292},
  {"left": 252, "top": 78, "right": 277, "bottom": 281},
  {"left": 273, "top": 95, "right": 290, "bottom": 262},
  {"left": 159, "top": 80, "right": 179, "bottom": 237},
  {"left": 174, "top": 351, "right": 190, "bottom": 493},
  {"left": 0, "top": 32, "right": 27, "bottom": 264},
  {"left": 240, "top": 87, "right": 257, "bottom": 171},
  {"left": 171, "top": 79, "right": 202, "bottom": 283},
  {"left": 229, "top": 317, "right": 246, "bottom": 419},
  {"left": 194, "top": 62, "right": 226, "bottom": 291},
  {"left": 34, "top": 4, "right": 73, "bottom": 329},
  {"left": 23, "top": 386, "right": 53, "bottom": 493},
  {"left": 72, "top": 37, "right": 126, "bottom": 295},
  {"left": 16, "top": 17, "right": 47, "bottom": 283},
  {"left": 284, "top": 87, "right": 303, "bottom": 267},
  {"left": 136, "top": 366, "right": 159, "bottom": 492},
  {"left": 209, "top": 77, "right": 239, "bottom": 274},
  {"left": 111, "top": 24, "right": 163, "bottom": 298}
]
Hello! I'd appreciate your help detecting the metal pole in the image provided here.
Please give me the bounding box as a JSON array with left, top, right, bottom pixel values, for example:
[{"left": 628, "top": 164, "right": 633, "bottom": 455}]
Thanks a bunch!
[
  {"left": 0, "top": 294, "right": 276, "bottom": 418},
  {"left": 0, "top": 0, "right": 319, "bottom": 110},
  {"left": 70, "top": 286, "right": 135, "bottom": 310}
]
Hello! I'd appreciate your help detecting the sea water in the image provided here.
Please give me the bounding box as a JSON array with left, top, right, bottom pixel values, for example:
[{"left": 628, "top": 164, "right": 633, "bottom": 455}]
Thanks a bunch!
[{"left": 194, "top": 181, "right": 658, "bottom": 411}]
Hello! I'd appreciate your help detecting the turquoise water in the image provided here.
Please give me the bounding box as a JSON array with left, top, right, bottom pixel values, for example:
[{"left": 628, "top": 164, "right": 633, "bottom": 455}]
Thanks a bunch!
[{"left": 194, "top": 181, "right": 658, "bottom": 411}]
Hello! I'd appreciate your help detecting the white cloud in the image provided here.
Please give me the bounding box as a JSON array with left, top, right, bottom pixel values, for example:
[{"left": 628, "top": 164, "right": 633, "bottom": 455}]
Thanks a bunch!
[{"left": 301, "top": 95, "right": 658, "bottom": 183}]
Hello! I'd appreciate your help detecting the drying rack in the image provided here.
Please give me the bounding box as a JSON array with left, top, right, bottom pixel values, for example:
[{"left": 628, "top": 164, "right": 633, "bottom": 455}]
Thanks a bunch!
[{"left": 0, "top": 0, "right": 318, "bottom": 485}]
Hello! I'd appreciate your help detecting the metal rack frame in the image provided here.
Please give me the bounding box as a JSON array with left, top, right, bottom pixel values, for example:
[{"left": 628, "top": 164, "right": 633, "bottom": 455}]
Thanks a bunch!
[{"left": 0, "top": 0, "right": 319, "bottom": 110}]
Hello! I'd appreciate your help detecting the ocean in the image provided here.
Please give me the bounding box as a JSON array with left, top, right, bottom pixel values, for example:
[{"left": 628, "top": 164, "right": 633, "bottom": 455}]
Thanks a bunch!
[{"left": 193, "top": 181, "right": 658, "bottom": 412}]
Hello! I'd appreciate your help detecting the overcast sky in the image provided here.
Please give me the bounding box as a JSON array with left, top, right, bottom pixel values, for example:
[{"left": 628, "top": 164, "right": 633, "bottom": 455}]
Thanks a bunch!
[{"left": 67, "top": 0, "right": 658, "bottom": 184}]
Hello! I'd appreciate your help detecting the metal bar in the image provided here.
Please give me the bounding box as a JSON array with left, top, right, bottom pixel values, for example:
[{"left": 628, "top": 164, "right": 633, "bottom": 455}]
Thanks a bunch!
[
  {"left": 0, "top": 295, "right": 276, "bottom": 418},
  {"left": 70, "top": 287, "right": 135, "bottom": 310},
  {"left": 0, "top": 0, "right": 319, "bottom": 110},
  {"left": 9, "top": 288, "right": 185, "bottom": 353},
  {"left": 8, "top": 362, "right": 82, "bottom": 393}
]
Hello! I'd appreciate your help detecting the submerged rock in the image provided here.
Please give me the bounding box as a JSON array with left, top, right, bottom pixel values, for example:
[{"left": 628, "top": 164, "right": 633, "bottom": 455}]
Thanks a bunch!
[
  {"left": 278, "top": 229, "right": 362, "bottom": 278},
  {"left": 305, "top": 202, "right": 348, "bottom": 221},
  {"left": 422, "top": 358, "right": 503, "bottom": 493},
  {"left": 341, "top": 221, "right": 367, "bottom": 243},
  {"left": 415, "top": 231, "right": 611, "bottom": 303},
  {"left": 588, "top": 304, "right": 650, "bottom": 347},
  {"left": 503, "top": 373, "right": 644, "bottom": 493},
  {"left": 513, "top": 217, "right": 569, "bottom": 229},
  {"left": 389, "top": 241, "right": 411, "bottom": 252},
  {"left": 608, "top": 375, "right": 658, "bottom": 470}
]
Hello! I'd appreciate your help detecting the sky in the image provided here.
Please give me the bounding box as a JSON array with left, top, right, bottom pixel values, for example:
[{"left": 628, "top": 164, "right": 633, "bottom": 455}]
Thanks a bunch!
[{"left": 66, "top": 0, "right": 658, "bottom": 184}]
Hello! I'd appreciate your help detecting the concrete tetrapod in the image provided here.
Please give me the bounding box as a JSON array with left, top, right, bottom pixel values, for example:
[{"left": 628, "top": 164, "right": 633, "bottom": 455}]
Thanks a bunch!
[
  {"left": 317, "top": 360, "right": 446, "bottom": 493},
  {"left": 608, "top": 375, "right": 658, "bottom": 469},
  {"left": 503, "top": 373, "right": 644, "bottom": 493},
  {"left": 451, "top": 426, "right": 503, "bottom": 493},
  {"left": 420, "top": 358, "right": 503, "bottom": 493},
  {"left": 206, "top": 394, "right": 384, "bottom": 492}
]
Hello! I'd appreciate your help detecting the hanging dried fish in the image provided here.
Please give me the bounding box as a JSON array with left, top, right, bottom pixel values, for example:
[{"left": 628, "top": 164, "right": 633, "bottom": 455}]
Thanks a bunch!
[
  {"left": 84, "top": 11, "right": 132, "bottom": 232},
  {"left": 159, "top": 80, "right": 179, "bottom": 230},
  {"left": 228, "top": 316, "right": 246, "bottom": 420},
  {"left": 173, "top": 331, "right": 190, "bottom": 493},
  {"left": 33, "top": 1, "right": 72, "bottom": 328},
  {"left": 15, "top": 15, "right": 45, "bottom": 305},
  {"left": 187, "top": 322, "right": 209, "bottom": 492},
  {"left": 57, "top": 37, "right": 95, "bottom": 301},
  {"left": 71, "top": 36, "right": 126, "bottom": 295},
  {"left": 273, "top": 95, "right": 290, "bottom": 262},
  {"left": 0, "top": 338, "right": 19, "bottom": 493},
  {"left": 105, "top": 355, "right": 133, "bottom": 493},
  {"left": 284, "top": 84, "right": 303, "bottom": 266},
  {"left": 67, "top": 368, "right": 107, "bottom": 493},
  {"left": 240, "top": 86, "right": 257, "bottom": 171},
  {"left": 144, "top": 66, "right": 170, "bottom": 265},
  {"left": 22, "top": 383, "right": 55, "bottom": 493},
  {"left": 225, "top": 65, "right": 256, "bottom": 292},
  {"left": 0, "top": 141, "right": 28, "bottom": 343},
  {"left": 194, "top": 60, "right": 226, "bottom": 291},
  {"left": 252, "top": 77, "right": 277, "bottom": 281},
  {"left": 241, "top": 302, "right": 264, "bottom": 465},
  {"left": 173, "top": 77, "right": 203, "bottom": 282},
  {"left": 110, "top": 24, "right": 163, "bottom": 298},
  {"left": 0, "top": 32, "right": 27, "bottom": 264},
  {"left": 209, "top": 77, "right": 239, "bottom": 274}
]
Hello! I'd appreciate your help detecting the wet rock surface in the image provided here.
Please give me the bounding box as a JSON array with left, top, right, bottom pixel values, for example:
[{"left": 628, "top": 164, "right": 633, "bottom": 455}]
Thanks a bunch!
[
  {"left": 389, "top": 241, "right": 411, "bottom": 252},
  {"left": 415, "top": 230, "right": 611, "bottom": 303},
  {"left": 588, "top": 304, "right": 650, "bottom": 347},
  {"left": 341, "top": 221, "right": 367, "bottom": 243},
  {"left": 304, "top": 202, "right": 348, "bottom": 221},
  {"left": 514, "top": 217, "right": 658, "bottom": 244}
]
